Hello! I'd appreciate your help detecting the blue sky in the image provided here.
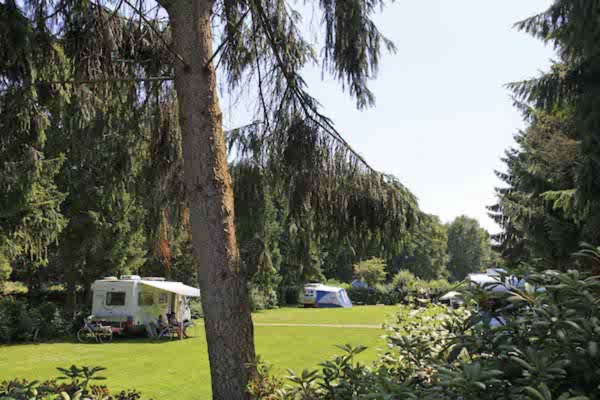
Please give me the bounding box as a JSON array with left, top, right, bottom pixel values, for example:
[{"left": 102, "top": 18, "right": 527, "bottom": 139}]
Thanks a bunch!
[{"left": 223, "top": 1, "right": 556, "bottom": 233}]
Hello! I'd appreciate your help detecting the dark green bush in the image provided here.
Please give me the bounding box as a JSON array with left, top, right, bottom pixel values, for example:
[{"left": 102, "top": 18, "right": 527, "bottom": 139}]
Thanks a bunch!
[
  {"left": 279, "top": 286, "right": 301, "bottom": 305},
  {"left": 347, "top": 285, "right": 403, "bottom": 305},
  {"left": 250, "top": 286, "right": 279, "bottom": 311},
  {"left": 188, "top": 297, "right": 203, "bottom": 319},
  {"left": 0, "top": 297, "right": 71, "bottom": 343},
  {"left": 348, "top": 275, "right": 451, "bottom": 306}
]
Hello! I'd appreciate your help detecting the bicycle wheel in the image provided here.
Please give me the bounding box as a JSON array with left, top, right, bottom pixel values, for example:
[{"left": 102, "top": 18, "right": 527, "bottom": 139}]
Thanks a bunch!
[
  {"left": 77, "top": 327, "right": 95, "bottom": 344},
  {"left": 98, "top": 328, "right": 113, "bottom": 344}
]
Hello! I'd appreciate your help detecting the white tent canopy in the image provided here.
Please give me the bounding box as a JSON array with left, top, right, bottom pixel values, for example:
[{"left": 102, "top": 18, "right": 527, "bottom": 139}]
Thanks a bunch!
[
  {"left": 140, "top": 280, "right": 200, "bottom": 297},
  {"left": 311, "top": 284, "right": 342, "bottom": 292}
]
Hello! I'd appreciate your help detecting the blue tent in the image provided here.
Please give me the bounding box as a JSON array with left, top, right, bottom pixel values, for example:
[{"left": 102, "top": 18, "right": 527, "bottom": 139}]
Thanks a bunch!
[{"left": 314, "top": 285, "right": 352, "bottom": 308}]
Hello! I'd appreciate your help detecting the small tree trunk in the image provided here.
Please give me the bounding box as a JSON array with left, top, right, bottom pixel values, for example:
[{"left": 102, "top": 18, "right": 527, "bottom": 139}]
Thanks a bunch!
[
  {"left": 158, "top": 0, "right": 256, "bottom": 398},
  {"left": 65, "top": 270, "right": 78, "bottom": 316}
]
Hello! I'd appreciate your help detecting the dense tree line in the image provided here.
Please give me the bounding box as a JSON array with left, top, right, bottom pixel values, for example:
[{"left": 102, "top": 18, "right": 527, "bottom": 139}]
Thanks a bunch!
[
  {"left": 490, "top": 1, "right": 600, "bottom": 273},
  {"left": 0, "top": 0, "right": 493, "bottom": 304},
  {"left": 0, "top": 1, "right": 448, "bottom": 311}
]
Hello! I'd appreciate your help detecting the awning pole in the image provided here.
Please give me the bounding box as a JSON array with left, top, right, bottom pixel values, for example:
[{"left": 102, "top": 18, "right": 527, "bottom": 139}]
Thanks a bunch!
[{"left": 178, "top": 294, "right": 183, "bottom": 340}]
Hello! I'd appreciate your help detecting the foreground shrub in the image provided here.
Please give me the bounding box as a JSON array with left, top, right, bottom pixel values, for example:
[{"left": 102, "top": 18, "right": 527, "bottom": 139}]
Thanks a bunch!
[
  {"left": 0, "top": 365, "right": 141, "bottom": 400},
  {"left": 250, "top": 267, "right": 600, "bottom": 399}
]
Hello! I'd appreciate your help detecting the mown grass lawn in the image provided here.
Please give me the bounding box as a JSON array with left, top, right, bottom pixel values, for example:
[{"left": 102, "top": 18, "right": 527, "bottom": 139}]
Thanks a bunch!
[
  {"left": 0, "top": 306, "right": 401, "bottom": 399},
  {"left": 252, "top": 305, "right": 401, "bottom": 325}
]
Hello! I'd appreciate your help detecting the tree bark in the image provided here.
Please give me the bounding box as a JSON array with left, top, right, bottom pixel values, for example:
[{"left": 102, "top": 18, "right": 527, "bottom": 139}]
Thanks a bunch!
[
  {"left": 64, "top": 270, "right": 78, "bottom": 316},
  {"left": 157, "top": 0, "right": 256, "bottom": 398}
]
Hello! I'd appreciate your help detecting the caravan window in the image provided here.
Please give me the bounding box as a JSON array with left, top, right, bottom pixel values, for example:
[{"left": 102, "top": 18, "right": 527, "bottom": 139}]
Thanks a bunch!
[
  {"left": 158, "top": 293, "right": 168, "bottom": 304},
  {"left": 106, "top": 292, "right": 126, "bottom": 306},
  {"left": 138, "top": 292, "right": 154, "bottom": 306}
]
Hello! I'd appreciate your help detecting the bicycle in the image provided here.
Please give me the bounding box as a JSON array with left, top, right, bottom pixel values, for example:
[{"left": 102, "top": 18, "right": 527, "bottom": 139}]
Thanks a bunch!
[{"left": 77, "top": 315, "right": 113, "bottom": 344}]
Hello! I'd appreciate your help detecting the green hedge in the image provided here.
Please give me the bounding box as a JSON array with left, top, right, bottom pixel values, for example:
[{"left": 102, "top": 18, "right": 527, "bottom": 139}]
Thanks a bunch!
[
  {"left": 346, "top": 274, "right": 452, "bottom": 306},
  {"left": 346, "top": 286, "right": 404, "bottom": 305}
]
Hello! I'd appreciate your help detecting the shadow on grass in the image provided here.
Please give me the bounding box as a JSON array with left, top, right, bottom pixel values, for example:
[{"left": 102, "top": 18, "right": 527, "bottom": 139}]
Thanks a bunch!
[{"left": 0, "top": 334, "right": 203, "bottom": 348}]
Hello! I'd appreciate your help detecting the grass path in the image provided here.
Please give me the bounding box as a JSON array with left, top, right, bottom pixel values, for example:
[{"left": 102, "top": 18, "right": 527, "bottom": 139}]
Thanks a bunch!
[{"left": 253, "top": 323, "right": 381, "bottom": 328}]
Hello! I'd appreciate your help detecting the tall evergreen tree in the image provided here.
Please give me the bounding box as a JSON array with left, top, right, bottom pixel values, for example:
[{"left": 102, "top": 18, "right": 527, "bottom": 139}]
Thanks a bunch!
[
  {"left": 508, "top": 0, "right": 600, "bottom": 247},
  {"left": 490, "top": 1, "right": 600, "bottom": 270},
  {"left": 488, "top": 109, "right": 583, "bottom": 269},
  {"left": 0, "top": 1, "right": 68, "bottom": 282}
]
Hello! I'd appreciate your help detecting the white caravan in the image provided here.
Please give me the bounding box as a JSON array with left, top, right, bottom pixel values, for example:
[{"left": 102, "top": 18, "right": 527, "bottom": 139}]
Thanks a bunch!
[{"left": 91, "top": 275, "right": 200, "bottom": 334}]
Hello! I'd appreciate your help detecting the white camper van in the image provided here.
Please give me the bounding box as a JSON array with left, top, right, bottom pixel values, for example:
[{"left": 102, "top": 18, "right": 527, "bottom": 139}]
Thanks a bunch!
[{"left": 91, "top": 275, "right": 200, "bottom": 334}]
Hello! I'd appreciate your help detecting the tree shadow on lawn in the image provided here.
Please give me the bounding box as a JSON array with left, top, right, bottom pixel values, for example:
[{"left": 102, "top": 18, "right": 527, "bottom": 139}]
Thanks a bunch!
[{"left": 0, "top": 334, "right": 202, "bottom": 348}]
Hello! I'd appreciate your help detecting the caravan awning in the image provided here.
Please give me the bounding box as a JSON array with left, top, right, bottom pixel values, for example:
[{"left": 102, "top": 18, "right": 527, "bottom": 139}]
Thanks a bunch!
[{"left": 140, "top": 280, "right": 200, "bottom": 297}]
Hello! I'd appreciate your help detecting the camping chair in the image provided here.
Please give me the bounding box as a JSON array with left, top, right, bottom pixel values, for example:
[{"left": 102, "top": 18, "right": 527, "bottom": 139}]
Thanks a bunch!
[{"left": 157, "top": 324, "right": 176, "bottom": 340}]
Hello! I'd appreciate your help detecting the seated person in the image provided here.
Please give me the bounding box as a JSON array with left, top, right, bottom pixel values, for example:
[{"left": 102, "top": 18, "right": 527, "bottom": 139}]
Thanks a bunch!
[{"left": 168, "top": 312, "right": 188, "bottom": 338}]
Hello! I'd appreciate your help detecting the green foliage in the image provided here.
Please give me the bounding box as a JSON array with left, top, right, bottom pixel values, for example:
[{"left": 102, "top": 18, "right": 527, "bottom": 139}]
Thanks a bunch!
[
  {"left": 345, "top": 272, "right": 451, "bottom": 306},
  {"left": 0, "top": 2, "right": 191, "bottom": 310},
  {"left": 0, "top": 2, "right": 69, "bottom": 274},
  {"left": 489, "top": 110, "right": 586, "bottom": 269},
  {"left": 0, "top": 0, "right": 422, "bottom": 319},
  {"left": 249, "top": 285, "right": 279, "bottom": 312},
  {"left": 219, "top": 0, "right": 421, "bottom": 306},
  {"left": 230, "top": 133, "right": 422, "bottom": 299},
  {"left": 322, "top": 278, "right": 351, "bottom": 291},
  {"left": 246, "top": 356, "right": 284, "bottom": 400},
  {"left": 0, "top": 254, "right": 11, "bottom": 282},
  {"left": 1, "top": 366, "right": 141, "bottom": 400},
  {"left": 395, "top": 214, "right": 449, "bottom": 280},
  {"left": 446, "top": 216, "right": 493, "bottom": 281},
  {"left": 353, "top": 258, "right": 387, "bottom": 287},
  {"left": 188, "top": 297, "right": 203, "bottom": 320},
  {"left": 391, "top": 270, "right": 417, "bottom": 290},
  {"left": 0, "top": 281, "right": 27, "bottom": 295},
  {"left": 250, "top": 259, "right": 600, "bottom": 399},
  {"left": 346, "top": 285, "right": 403, "bottom": 306},
  {"left": 0, "top": 297, "right": 71, "bottom": 343},
  {"left": 498, "top": 0, "right": 600, "bottom": 266}
]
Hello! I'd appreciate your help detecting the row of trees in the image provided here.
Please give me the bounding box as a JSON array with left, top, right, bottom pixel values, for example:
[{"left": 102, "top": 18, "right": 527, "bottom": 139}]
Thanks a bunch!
[
  {"left": 392, "top": 215, "right": 493, "bottom": 282},
  {"left": 489, "top": 0, "right": 600, "bottom": 274}
]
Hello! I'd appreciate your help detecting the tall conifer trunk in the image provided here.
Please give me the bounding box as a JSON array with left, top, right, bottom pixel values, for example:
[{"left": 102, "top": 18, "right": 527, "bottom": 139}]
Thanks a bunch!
[{"left": 158, "top": 0, "right": 256, "bottom": 398}]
